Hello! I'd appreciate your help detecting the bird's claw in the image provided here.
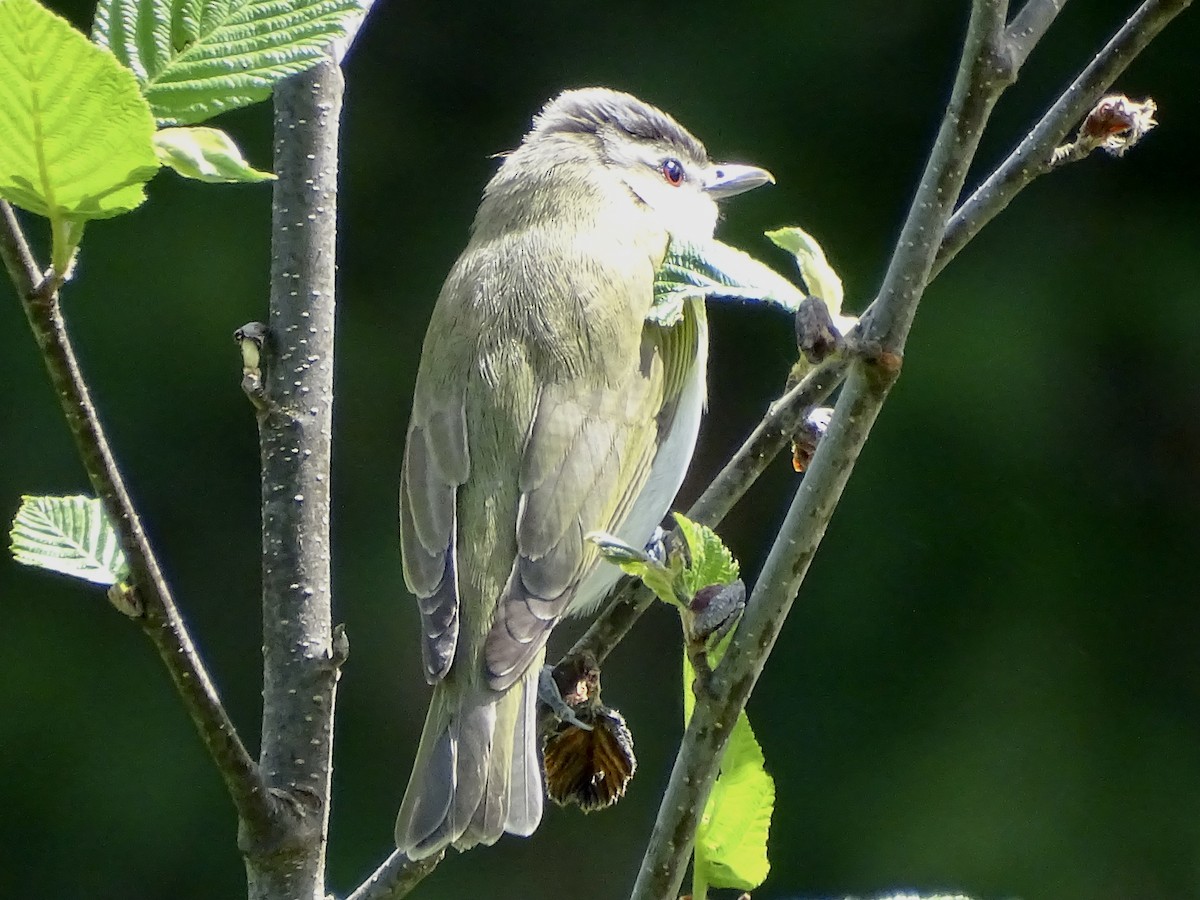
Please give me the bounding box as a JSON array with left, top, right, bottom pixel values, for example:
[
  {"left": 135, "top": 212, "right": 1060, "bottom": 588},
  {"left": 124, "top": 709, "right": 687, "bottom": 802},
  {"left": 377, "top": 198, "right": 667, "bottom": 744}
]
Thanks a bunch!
[{"left": 538, "top": 665, "right": 593, "bottom": 731}]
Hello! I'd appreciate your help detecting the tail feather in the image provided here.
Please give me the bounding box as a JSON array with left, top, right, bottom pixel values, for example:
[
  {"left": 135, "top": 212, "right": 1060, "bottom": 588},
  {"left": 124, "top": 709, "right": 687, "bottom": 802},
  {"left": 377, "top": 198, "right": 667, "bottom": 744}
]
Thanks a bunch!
[
  {"left": 444, "top": 697, "right": 495, "bottom": 845},
  {"left": 393, "top": 721, "right": 454, "bottom": 853},
  {"left": 504, "top": 666, "right": 543, "bottom": 836},
  {"left": 395, "top": 663, "right": 545, "bottom": 858},
  {"left": 470, "top": 714, "right": 510, "bottom": 842}
]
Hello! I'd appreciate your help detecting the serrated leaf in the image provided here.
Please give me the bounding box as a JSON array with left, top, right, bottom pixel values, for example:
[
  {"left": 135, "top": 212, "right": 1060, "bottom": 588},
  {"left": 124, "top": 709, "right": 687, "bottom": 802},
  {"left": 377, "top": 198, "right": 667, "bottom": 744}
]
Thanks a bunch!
[
  {"left": 695, "top": 710, "right": 774, "bottom": 891},
  {"left": 673, "top": 513, "right": 738, "bottom": 598},
  {"left": 652, "top": 236, "right": 808, "bottom": 325},
  {"left": 93, "top": 0, "right": 363, "bottom": 125},
  {"left": 0, "top": 0, "right": 159, "bottom": 221},
  {"left": 153, "top": 126, "right": 274, "bottom": 182},
  {"left": 766, "top": 225, "right": 845, "bottom": 317},
  {"left": 10, "top": 495, "right": 130, "bottom": 585}
]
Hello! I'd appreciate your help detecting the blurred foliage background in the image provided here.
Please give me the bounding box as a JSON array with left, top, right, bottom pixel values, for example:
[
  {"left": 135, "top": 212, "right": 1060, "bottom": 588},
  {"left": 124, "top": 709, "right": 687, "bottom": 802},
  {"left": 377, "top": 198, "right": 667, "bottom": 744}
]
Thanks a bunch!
[{"left": 2, "top": 1, "right": 1198, "bottom": 898}]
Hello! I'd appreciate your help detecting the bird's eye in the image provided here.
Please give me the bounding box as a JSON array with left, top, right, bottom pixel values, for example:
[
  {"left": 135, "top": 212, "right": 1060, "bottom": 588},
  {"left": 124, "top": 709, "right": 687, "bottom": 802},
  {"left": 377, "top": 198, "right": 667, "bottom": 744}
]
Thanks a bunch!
[{"left": 660, "top": 158, "right": 685, "bottom": 186}]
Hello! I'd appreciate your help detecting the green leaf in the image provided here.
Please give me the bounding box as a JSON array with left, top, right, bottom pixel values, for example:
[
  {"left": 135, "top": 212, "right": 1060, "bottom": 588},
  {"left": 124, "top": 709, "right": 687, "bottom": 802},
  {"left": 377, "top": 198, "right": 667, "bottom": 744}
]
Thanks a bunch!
[
  {"left": 652, "top": 237, "right": 808, "bottom": 325},
  {"left": 586, "top": 530, "right": 680, "bottom": 606},
  {"left": 10, "top": 495, "right": 130, "bottom": 586},
  {"left": 766, "top": 225, "right": 846, "bottom": 317},
  {"left": 0, "top": 0, "right": 159, "bottom": 225},
  {"left": 673, "top": 513, "right": 738, "bottom": 599},
  {"left": 154, "top": 126, "right": 275, "bottom": 182},
  {"left": 694, "top": 709, "right": 775, "bottom": 892},
  {"left": 93, "top": 0, "right": 363, "bottom": 125}
]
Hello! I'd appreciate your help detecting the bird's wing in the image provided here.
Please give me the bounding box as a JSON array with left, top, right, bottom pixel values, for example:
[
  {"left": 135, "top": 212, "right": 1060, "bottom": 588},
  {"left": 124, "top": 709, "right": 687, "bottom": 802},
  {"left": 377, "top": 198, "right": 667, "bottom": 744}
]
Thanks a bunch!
[
  {"left": 483, "top": 303, "right": 703, "bottom": 690},
  {"left": 401, "top": 398, "right": 470, "bottom": 682}
]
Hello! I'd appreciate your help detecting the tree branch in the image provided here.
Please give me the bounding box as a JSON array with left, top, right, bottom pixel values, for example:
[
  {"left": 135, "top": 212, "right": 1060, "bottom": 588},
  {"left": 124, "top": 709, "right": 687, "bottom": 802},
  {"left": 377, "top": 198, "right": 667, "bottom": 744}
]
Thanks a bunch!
[
  {"left": 630, "top": 0, "right": 1192, "bottom": 893},
  {"left": 0, "top": 202, "right": 40, "bottom": 292},
  {"left": 862, "top": 0, "right": 1014, "bottom": 351},
  {"left": 0, "top": 201, "right": 271, "bottom": 834},
  {"left": 630, "top": 1, "right": 1019, "bottom": 895},
  {"left": 934, "top": 0, "right": 1193, "bottom": 279},
  {"left": 1005, "top": 0, "right": 1069, "bottom": 65},
  {"left": 687, "top": 356, "right": 850, "bottom": 527},
  {"left": 344, "top": 850, "right": 443, "bottom": 900},
  {"left": 239, "top": 57, "right": 345, "bottom": 900}
]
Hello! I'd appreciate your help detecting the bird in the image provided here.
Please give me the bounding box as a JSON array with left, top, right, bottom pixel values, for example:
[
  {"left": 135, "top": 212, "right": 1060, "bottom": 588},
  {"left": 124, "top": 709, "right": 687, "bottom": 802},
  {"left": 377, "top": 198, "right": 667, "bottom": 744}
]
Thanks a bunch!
[{"left": 395, "top": 86, "right": 773, "bottom": 858}]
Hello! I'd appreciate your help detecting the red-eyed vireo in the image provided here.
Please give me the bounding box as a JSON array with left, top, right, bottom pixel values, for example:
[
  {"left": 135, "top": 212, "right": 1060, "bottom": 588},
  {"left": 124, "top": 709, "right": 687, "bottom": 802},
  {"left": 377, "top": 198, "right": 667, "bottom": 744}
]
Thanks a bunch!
[{"left": 396, "top": 87, "right": 773, "bottom": 858}]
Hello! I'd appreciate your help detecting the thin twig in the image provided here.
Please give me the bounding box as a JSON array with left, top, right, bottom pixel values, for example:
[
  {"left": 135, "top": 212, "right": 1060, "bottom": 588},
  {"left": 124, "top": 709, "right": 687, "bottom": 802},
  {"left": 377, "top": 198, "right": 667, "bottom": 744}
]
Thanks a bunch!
[
  {"left": 862, "top": 0, "right": 1014, "bottom": 351},
  {"left": 934, "top": 0, "right": 1193, "bottom": 279},
  {"left": 1005, "top": 0, "right": 1070, "bottom": 64},
  {"left": 344, "top": 850, "right": 443, "bottom": 900},
  {"left": 629, "top": 1, "right": 1018, "bottom": 896},
  {"left": 687, "top": 356, "right": 849, "bottom": 526},
  {"left": 0, "top": 200, "right": 272, "bottom": 834},
  {"left": 0, "top": 202, "right": 40, "bottom": 292}
]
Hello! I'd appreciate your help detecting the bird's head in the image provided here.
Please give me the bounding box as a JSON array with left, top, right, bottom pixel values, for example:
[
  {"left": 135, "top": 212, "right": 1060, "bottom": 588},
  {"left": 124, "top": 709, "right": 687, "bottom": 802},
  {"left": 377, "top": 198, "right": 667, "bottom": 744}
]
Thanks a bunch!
[{"left": 527, "top": 87, "right": 774, "bottom": 241}]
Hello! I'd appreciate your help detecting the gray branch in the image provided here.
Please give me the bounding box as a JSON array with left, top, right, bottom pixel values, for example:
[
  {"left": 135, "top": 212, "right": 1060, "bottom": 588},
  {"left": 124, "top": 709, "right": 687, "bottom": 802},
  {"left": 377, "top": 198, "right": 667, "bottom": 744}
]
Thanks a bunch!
[
  {"left": 242, "top": 57, "right": 346, "bottom": 900},
  {"left": 630, "top": 0, "right": 1191, "bottom": 894},
  {"left": 687, "top": 356, "right": 850, "bottom": 526},
  {"left": 1005, "top": 0, "right": 1069, "bottom": 65},
  {"left": 935, "top": 0, "right": 1192, "bottom": 279},
  {"left": 630, "top": 0, "right": 1019, "bottom": 895},
  {"left": 344, "top": 850, "right": 443, "bottom": 900},
  {"left": 0, "top": 201, "right": 271, "bottom": 834}
]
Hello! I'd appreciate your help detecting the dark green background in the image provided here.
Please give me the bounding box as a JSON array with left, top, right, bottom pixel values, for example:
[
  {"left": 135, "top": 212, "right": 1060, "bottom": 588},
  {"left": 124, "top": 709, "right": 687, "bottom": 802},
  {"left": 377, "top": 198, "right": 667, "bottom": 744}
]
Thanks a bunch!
[{"left": 2, "top": 2, "right": 1198, "bottom": 898}]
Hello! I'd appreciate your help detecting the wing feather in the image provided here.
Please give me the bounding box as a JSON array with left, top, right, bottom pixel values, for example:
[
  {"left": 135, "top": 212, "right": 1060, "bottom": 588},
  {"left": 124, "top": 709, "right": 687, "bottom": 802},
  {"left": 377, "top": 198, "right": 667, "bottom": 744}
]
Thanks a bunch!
[
  {"left": 401, "top": 400, "right": 470, "bottom": 683},
  {"left": 485, "top": 304, "right": 702, "bottom": 689}
]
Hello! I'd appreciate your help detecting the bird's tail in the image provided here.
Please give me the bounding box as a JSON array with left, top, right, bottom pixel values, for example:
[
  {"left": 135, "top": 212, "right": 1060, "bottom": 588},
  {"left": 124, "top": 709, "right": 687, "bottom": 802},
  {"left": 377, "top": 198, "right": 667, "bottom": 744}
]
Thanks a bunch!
[{"left": 394, "top": 661, "right": 543, "bottom": 858}]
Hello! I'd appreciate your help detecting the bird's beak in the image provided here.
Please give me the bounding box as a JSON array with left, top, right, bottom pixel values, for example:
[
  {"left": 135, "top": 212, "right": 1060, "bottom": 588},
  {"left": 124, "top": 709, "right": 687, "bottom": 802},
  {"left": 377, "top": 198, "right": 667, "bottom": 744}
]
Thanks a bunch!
[{"left": 703, "top": 163, "right": 775, "bottom": 198}]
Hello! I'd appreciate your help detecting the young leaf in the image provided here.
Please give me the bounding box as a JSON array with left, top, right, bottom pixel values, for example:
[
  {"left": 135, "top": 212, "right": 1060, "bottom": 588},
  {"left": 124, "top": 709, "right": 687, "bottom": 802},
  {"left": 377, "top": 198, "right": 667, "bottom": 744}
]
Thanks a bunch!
[
  {"left": 93, "top": 0, "right": 364, "bottom": 125},
  {"left": 672, "top": 516, "right": 772, "bottom": 896},
  {"left": 10, "top": 495, "right": 130, "bottom": 586},
  {"left": 652, "top": 236, "right": 808, "bottom": 325},
  {"left": 673, "top": 513, "right": 739, "bottom": 599},
  {"left": 586, "top": 530, "right": 679, "bottom": 606},
  {"left": 0, "top": 0, "right": 159, "bottom": 221},
  {"left": 154, "top": 126, "right": 275, "bottom": 182},
  {"left": 694, "top": 710, "right": 775, "bottom": 892},
  {"left": 766, "top": 225, "right": 846, "bottom": 318}
]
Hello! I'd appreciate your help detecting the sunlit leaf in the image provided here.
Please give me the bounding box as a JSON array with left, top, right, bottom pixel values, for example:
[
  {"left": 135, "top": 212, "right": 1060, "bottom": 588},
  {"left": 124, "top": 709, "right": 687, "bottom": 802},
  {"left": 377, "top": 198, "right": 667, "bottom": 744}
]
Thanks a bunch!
[
  {"left": 10, "top": 495, "right": 130, "bottom": 586},
  {"left": 0, "top": 0, "right": 159, "bottom": 221},
  {"left": 652, "top": 236, "right": 808, "bottom": 325},
  {"left": 154, "top": 126, "right": 274, "bottom": 182},
  {"left": 766, "top": 225, "right": 845, "bottom": 317},
  {"left": 695, "top": 709, "right": 774, "bottom": 892},
  {"left": 93, "top": 0, "right": 364, "bottom": 125},
  {"left": 673, "top": 513, "right": 739, "bottom": 599}
]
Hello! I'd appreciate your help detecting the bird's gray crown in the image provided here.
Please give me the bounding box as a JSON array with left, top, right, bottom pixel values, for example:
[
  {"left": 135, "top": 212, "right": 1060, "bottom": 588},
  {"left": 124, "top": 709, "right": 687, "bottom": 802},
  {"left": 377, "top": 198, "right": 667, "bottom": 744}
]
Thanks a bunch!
[{"left": 530, "top": 87, "right": 708, "bottom": 163}]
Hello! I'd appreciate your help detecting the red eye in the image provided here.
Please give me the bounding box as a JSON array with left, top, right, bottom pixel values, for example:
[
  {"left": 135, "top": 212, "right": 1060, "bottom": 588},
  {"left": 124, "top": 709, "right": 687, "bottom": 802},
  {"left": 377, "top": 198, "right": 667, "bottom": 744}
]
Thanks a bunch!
[{"left": 660, "top": 158, "right": 685, "bottom": 186}]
